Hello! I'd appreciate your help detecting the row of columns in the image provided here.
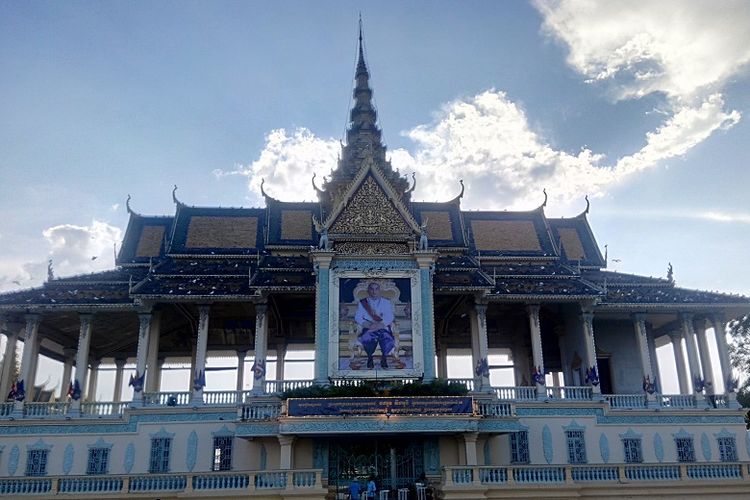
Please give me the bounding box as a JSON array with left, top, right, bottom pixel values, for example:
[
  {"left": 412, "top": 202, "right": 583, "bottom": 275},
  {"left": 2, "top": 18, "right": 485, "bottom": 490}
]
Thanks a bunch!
[
  {"left": 668, "top": 314, "right": 734, "bottom": 397},
  {"left": 464, "top": 301, "right": 735, "bottom": 398}
]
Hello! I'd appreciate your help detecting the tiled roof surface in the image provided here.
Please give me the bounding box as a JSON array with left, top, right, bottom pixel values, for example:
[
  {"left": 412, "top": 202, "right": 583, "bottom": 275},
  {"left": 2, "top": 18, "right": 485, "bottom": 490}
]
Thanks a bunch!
[{"left": 463, "top": 209, "right": 557, "bottom": 257}]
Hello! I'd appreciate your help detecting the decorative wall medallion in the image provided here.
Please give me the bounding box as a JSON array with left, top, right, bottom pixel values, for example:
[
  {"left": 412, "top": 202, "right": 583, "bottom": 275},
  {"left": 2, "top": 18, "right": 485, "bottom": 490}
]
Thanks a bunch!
[
  {"left": 542, "top": 425, "right": 553, "bottom": 464},
  {"left": 124, "top": 443, "right": 135, "bottom": 473},
  {"left": 8, "top": 445, "right": 19, "bottom": 476},
  {"left": 701, "top": 432, "right": 712, "bottom": 461},
  {"left": 599, "top": 434, "right": 610, "bottom": 463},
  {"left": 186, "top": 430, "right": 198, "bottom": 472},
  {"left": 654, "top": 434, "right": 664, "bottom": 463},
  {"left": 63, "top": 444, "right": 74, "bottom": 474}
]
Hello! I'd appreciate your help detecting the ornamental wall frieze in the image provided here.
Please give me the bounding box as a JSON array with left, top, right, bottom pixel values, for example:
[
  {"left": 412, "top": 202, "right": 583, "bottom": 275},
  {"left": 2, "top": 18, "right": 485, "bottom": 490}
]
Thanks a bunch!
[{"left": 335, "top": 241, "right": 410, "bottom": 255}]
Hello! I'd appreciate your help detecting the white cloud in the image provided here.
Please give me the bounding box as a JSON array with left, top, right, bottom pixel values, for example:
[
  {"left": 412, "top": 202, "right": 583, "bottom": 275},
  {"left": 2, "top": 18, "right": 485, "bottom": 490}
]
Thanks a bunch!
[
  {"left": 219, "top": 2, "right": 748, "bottom": 213},
  {"left": 214, "top": 128, "right": 339, "bottom": 203},
  {"left": 0, "top": 220, "right": 122, "bottom": 293},
  {"left": 534, "top": 0, "right": 750, "bottom": 102}
]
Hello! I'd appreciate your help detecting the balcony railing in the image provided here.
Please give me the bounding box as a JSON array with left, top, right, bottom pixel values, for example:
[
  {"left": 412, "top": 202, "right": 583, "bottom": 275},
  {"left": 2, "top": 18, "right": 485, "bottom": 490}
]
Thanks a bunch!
[
  {"left": 0, "top": 470, "right": 323, "bottom": 496},
  {"left": 545, "top": 386, "right": 593, "bottom": 400},
  {"left": 443, "top": 463, "right": 748, "bottom": 487}
]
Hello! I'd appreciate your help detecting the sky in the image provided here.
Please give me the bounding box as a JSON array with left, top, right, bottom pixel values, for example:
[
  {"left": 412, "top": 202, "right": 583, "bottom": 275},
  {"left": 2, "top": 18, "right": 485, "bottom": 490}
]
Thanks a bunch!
[
  {"left": 1, "top": 2, "right": 750, "bottom": 394},
  {"left": 2, "top": 1, "right": 750, "bottom": 296}
]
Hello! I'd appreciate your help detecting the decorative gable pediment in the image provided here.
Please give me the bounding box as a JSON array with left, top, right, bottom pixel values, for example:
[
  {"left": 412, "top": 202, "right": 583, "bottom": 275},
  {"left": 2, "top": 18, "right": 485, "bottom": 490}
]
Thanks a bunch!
[
  {"left": 324, "top": 155, "right": 420, "bottom": 239},
  {"left": 330, "top": 175, "right": 411, "bottom": 235}
]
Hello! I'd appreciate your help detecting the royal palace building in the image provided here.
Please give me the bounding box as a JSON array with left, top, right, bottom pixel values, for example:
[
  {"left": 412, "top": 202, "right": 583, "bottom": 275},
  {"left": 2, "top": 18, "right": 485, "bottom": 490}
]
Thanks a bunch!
[{"left": 1, "top": 30, "right": 749, "bottom": 500}]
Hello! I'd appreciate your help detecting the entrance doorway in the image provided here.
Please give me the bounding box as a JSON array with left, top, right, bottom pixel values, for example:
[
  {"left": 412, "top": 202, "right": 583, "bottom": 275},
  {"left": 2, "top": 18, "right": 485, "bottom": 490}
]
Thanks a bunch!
[{"left": 328, "top": 436, "right": 424, "bottom": 495}]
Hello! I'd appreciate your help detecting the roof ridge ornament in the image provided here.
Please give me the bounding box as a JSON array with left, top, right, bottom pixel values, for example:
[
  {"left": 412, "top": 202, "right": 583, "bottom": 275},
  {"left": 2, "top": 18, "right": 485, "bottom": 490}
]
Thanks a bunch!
[
  {"left": 667, "top": 262, "right": 674, "bottom": 284},
  {"left": 404, "top": 172, "right": 417, "bottom": 194},
  {"left": 459, "top": 179, "right": 465, "bottom": 199},
  {"left": 172, "top": 185, "right": 185, "bottom": 207},
  {"left": 312, "top": 173, "right": 325, "bottom": 195},
  {"left": 542, "top": 188, "right": 548, "bottom": 208},
  {"left": 126, "top": 194, "right": 135, "bottom": 215},
  {"left": 584, "top": 195, "right": 590, "bottom": 215}
]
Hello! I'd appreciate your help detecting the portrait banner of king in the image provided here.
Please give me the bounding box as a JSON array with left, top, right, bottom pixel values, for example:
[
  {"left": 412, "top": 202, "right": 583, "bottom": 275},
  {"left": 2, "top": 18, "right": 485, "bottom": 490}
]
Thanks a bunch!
[{"left": 329, "top": 269, "right": 424, "bottom": 380}]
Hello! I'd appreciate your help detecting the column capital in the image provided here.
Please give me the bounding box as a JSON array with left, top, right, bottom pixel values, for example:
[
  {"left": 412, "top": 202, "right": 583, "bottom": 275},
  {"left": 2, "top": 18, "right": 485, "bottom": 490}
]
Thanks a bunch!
[
  {"left": 679, "top": 311, "right": 694, "bottom": 323},
  {"left": 474, "top": 302, "right": 488, "bottom": 316},
  {"left": 631, "top": 312, "right": 647, "bottom": 323},
  {"left": 24, "top": 312, "right": 41, "bottom": 324},
  {"left": 278, "top": 435, "right": 296, "bottom": 447},
  {"left": 525, "top": 303, "right": 541, "bottom": 315},
  {"left": 255, "top": 303, "right": 268, "bottom": 315},
  {"left": 463, "top": 432, "right": 479, "bottom": 444},
  {"left": 309, "top": 251, "right": 335, "bottom": 268},
  {"left": 114, "top": 357, "right": 127, "bottom": 368},
  {"left": 89, "top": 358, "right": 101, "bottom": 369},
  {"left": 63, "top": 347, "right": 77, "bottom": 359},
  {"left": 236, "top": 350, "right": 248, "bottom": 359}
]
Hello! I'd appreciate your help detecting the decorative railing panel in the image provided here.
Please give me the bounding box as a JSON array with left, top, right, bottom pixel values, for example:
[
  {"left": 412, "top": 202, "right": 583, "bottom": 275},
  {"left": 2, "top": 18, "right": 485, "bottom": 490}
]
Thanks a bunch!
[
  {"left": 513, "top": 466, "right": 566, "bottom": 483},
  {"left": 570, "top": 466, "right": 619, "bottom": 481},
  {"left": 0, "top": 479, "right": 52, "bottom": 495},
  {"left": 479, "top": 468, "right": 508, "bottom": 484},
  {"left": 476, "top": 401, "right": 513, "bottom": 417},
  {"left": 292, "top": 470, "right": 317, "bottom": 488},
  {"left": 686, "top": 464, "right": 742, "bottom": 479},
  {"left": 255, "top": 471, "right": 288, "bottom": 489},
  {"left": 81, "top": 402, "right": 127, "bottom": 417},
  {"left": 240, "top": 402, "right": 282, "bottom": 420},
  {"left": 659, "top": 394, "right": 696, "bottom": 408},
  {"left": 142, "top": 391, "right": 191, "bottom": 407},
  {"left": 23, "top": 402, "right": 70, "bottom": 417},
  {"left": 0, "top": 403, "right": 13, "bottom": 416},
  {"left": 494, "top": 386, "right": 536, "bottom": 401},
  {"left": 203, "top": 391, "right": 240, "bottom": 405},
  {"left": 451, "top": 467, "right": 474, "bottom": 485},
  {"left": 624, "top": 465, "right": 680, "bottom": 481},
  {"left": 129, "top": 474, "right": 187, "bottom": 492},
  {"left": 264, "top": 380, "right": 314, "bottom": 394},
  {"left": 604, "top": 394, "right": 647, "bottom": 409},
  {"left": 58, "top": 477, "right": 123, "bottom": 493},
  {"left": 447, "top": 378, "right": 475, "bottom": 391},
  {"left": 193, "top": 473, "right": 250, "bottom": 490},
  {"left": 546, "top": 386, "right": 593, "bottom": 400}
]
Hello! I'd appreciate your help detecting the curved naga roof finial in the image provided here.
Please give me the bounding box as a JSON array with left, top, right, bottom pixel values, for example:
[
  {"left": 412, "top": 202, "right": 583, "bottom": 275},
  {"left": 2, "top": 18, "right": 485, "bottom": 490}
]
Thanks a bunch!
[
  {"left": 311, "top": 173, "right": 324, "bottom": 195},
  {"left": 172, "top": 184, "right": 185, "bottom": 207},
  {"left": 541, "top": 188, "right": 548, "bottom": 208},
  {"left": 458, "top": 179, "right": 465, "bottom": 199},
  {"left": 126, "top": 194, "right": 134, "bottom": 215},
  {"left": 584, "top": 195, "right": 590, "bottom": 215},
  {"left": 405, "top": 172, "right": 417, "bottom": 194},
  {"left": 260, "top": 178, "right": 268, "bottom": 198}
]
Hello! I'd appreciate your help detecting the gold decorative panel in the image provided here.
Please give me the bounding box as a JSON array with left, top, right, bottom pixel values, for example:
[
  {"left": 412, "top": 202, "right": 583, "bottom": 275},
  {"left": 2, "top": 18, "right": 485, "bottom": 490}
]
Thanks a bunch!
[
  {"left": 421, "top": 211, "right": 453, "bottom": 240},
  {"left": 185, "top": 216, "right": 258, "bottom": 249},
  {"left": 281, "top": 210, "right": 312, "bottom": 240},
  {"left": 557, "top": 227, "right": 586, "bottom": 261},
  {"left": 135, "top": 226, "right": 165, "bottom": 257},
  {"left": 471, "top": 220, "right": 541, "bottom": 251},
  {"left": 330, "top": 176, "right": 410, "bottom": 235},
  {"left": 335, "top": 241, "right": 410, "bottom": 254}
]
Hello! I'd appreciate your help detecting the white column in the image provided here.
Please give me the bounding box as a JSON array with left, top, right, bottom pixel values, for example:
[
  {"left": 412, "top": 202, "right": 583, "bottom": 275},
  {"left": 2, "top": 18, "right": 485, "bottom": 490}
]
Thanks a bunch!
[
  {"left": 278, "top": 435, "right": 295, "bottom": 469},
  {"left": 275, "top": 342, "right": 286, "bottom": 382},
  {"left": 236, "top": 350, "right": 247, "bottom": 392},
  {"left": 132, "top": 312, "right": 151, "bottom": 404},
  {"left": 526, "top": 305, "right": 545, "bottom": 398},
  {"left": 436, "top": 340, "right": 449, "bottom": 380},
  {"left": 581, "top": 309, "right": 600, "bottom": 395},
  {"left": 145, "top": 312, "right": 161, "bottom": 392},
  {"left": 252, "top": 304, "right": 268, "bottom": 395},
  {"left": 15, "top": 314, "right": 40, "bottom": 410},
  {"left": 26, "top": 328, "right": 41, "bottom": 391},
  {"left": 463, "top": 432, "right": 479, "bottom": 466},
  {"left": 680, "top": 313, "right": 703, "bottom": 394},
  {"left": 86, "top": 359, "right": 100, "bottom": 402},
  {"left": 70, "top": 314, "right": 93, "bottom": 412},
  {"left": 0, "top": 321, "right": 19, "bottom": 400},
  {"left": 669, "top": 332, "right": 689, "bottom": 394},
  {"left": 113, "top": 358, "right": 126, "bottom": 403},
  {"left": 191, "top": 305, "right": 210, "bottom": 404},
  {"left": 694, "top": 318, "right": 715, "bottom": 395},
  {"left": 711, "top": 315, "right": 734, "bottom": 392},
  {"left": 647, "top": 332, "right": 662, "bottom": 392},
  {"left": 470, "top": 302, "right": 491, "bottom": 392},
  {"left": 633, "top": 314, "right": 656, "bottom": 402},
  {"left": 155, "top": 358, "right": 165, "bottom": 392},
  {"left": 59, "top": 348, "right": 75, "bottom": 399}
]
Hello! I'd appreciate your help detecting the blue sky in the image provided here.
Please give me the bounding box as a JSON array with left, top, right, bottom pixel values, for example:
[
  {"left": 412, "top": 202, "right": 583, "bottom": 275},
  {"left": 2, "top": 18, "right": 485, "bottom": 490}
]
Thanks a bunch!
[{"left": 1, "top": 0, "right": 750, "bottom": 298}]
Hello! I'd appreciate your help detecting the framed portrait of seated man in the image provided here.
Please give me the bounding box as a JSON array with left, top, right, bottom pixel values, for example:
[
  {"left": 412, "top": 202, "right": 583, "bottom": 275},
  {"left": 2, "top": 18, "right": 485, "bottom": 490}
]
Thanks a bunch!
[{"left": 330, "top": 269, "right": 424, "bottom": 379}]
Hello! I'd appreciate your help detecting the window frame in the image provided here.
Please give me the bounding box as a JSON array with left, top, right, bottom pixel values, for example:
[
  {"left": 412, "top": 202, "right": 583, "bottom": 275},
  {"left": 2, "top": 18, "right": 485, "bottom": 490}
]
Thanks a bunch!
[
  {"left": 717, "top": 436, "right": 738, "bottom": 462},
  {"left": 87, "top": 447, "right": 110, "bottom": 475},
  {"left": 510, "top": 431, "right": 530, "bottom": 464},
  {"left": 675, "top": 437, "right": 696, "bottom": 463},
  {"left": 565, "top": 429, "right": 587, "bottom": 464},
  {"left": 212, "top": 435, "right": 234, "bottom": 471},
  {"left": 149, "top": 437, "right": 172, "bottom": 473},
  {"left": 622, "top": 438, "right": 643, "bottom": 464},
  {"left": 25, "top": 449, "right": 49, "bottom": 477}
]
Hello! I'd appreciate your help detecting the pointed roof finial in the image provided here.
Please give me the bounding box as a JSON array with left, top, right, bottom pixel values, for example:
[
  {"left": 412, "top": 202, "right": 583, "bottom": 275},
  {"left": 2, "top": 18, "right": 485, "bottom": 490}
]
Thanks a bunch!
[{"left": 357, "top": 13, "right": 366, "bottom": 76}]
